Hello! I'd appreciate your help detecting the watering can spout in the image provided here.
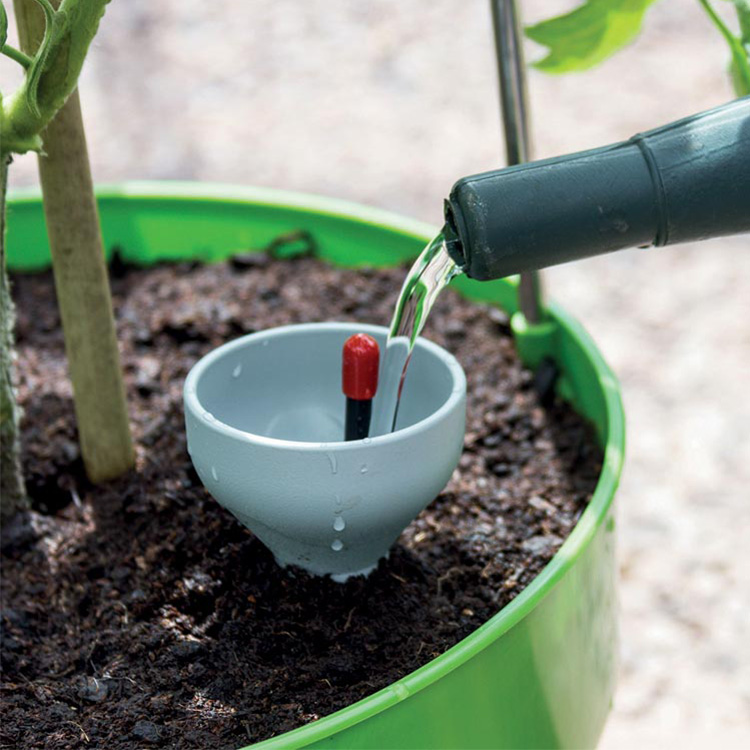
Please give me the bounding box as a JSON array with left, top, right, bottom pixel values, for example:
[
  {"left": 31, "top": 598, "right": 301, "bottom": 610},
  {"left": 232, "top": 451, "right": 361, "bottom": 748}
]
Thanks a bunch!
[{"left": 444, "top": 96, "right": 750, "bottom": 281}]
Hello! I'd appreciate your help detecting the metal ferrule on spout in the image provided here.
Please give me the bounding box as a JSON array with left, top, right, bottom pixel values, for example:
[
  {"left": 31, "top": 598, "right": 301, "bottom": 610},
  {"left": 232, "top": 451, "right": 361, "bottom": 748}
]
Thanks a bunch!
[{"left": 444, "top": 96, "right": 750, "bottom": 281}]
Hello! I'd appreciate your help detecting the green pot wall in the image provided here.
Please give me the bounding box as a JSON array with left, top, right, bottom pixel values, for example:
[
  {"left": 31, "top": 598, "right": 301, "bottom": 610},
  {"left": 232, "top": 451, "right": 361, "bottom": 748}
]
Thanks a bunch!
[{"left": 6, "top": 183, "right": 625, "bottom": 750}]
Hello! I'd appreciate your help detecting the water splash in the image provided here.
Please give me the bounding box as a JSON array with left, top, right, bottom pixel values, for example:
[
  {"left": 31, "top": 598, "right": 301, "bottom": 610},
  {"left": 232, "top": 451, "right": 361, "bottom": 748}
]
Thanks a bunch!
[{"left": 371, "top": 234, "right": 461, "bottom": 436}]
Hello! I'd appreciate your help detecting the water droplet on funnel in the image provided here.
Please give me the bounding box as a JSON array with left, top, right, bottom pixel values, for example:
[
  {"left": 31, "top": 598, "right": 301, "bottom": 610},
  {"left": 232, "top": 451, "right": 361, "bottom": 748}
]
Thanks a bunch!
[
  {"left": 331, "top": 539, "right": 344, "bottom": 552},
  {"left": 203, "top": 411, "right": 216, "bottom": 422},
  {"left": 211, "top": 466, "right": 219, "bottom": 482},
  {"left": 232, "top": 364, "right": 242, "bottom": 378},
  {"left": 262, "top": 340, "right": 269, "bottom": 347},
  {"left": 327, "top": 453, "right": 338, "bottom": 474},
  {"left": 363, "top": 437, "right": 371, "bottom": 445},
  {"left": 333, "top": 516, "right": 345, "bottom": 532},
  {"left": 360, "top": 465, "right": 368, "bottom": 474}
]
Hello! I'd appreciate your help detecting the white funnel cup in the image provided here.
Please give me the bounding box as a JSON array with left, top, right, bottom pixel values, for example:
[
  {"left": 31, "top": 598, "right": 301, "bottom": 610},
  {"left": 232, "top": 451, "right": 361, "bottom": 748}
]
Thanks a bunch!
[{"left": 184, "top": 322, "right": 466, "bottom": 580}]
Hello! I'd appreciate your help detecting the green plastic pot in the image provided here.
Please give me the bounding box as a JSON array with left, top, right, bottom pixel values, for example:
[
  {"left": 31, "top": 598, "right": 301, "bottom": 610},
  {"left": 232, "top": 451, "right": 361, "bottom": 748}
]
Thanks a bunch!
[{"left": 6, "top": 183, "right": 625, "bottom": 750}]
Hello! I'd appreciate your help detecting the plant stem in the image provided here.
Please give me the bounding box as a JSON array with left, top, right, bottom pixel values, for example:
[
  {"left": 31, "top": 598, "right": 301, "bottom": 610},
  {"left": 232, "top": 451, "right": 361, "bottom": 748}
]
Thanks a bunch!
[
  {"left": 697, "top": 0, "right": 750, "bottom": 94},
  {"left": 14, "top": 0, "right": 135, "bottom": 483},
  {"left": 1, "top": 43, "right": 33, "bottom": 68},
  {"left": 734, "top": 0, "right": 750, "bottom": 40},
  {"left": 0, "top": 153, "right": 29, "bottom": 520},
  {"left": 3, "top": 0, "right": 111, "bottom": 155}
]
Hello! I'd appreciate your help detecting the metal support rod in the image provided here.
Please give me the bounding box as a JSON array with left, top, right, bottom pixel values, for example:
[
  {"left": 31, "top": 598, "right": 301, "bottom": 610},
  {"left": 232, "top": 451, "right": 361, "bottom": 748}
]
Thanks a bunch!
[{"left": 490, "top": 0, "right": 543, "bottom": 323}]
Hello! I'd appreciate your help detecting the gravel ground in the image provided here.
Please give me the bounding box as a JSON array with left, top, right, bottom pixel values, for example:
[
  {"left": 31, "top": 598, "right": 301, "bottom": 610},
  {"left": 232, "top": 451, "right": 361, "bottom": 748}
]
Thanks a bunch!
[{"left": 2, "top": 1, "right": 749, "bottom": 747}]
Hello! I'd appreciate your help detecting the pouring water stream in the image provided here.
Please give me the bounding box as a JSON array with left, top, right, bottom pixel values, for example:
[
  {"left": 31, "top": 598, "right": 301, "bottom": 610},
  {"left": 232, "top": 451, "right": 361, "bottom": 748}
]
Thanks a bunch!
[{"left": 370, "top": 234, "right": 463, "bottom": 437}]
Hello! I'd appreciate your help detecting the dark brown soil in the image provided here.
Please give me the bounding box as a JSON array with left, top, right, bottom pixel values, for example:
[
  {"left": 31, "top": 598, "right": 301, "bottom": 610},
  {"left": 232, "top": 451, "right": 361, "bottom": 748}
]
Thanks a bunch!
[{"left": 1, "top": 251, "right": 602, "bottom": 749}]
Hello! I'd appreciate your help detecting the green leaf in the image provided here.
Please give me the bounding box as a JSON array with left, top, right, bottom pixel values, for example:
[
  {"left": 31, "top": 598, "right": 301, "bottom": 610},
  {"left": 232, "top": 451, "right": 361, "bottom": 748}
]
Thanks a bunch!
[{"left": 525, "top": 0, "right": 660, "bottom": 73}]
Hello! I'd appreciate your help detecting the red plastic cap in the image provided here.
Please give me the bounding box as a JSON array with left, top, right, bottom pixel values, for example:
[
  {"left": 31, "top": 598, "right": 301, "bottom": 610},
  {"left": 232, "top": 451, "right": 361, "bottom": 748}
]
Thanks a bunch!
[{"left": 342, "top": 334, "right": 380, "bottom": 400}]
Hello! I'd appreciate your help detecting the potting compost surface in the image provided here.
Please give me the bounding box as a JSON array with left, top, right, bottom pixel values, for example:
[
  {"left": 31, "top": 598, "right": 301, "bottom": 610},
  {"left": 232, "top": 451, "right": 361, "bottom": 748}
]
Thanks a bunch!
[{"left": 2, "top": 251, "right": 603, "bottom": 749}]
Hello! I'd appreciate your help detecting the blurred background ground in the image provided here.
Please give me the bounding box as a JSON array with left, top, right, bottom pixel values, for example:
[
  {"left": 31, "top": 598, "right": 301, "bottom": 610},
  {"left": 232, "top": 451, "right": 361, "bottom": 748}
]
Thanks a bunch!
[{"left": 2, "top": 1, "right": 749, "bottom": 747}]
